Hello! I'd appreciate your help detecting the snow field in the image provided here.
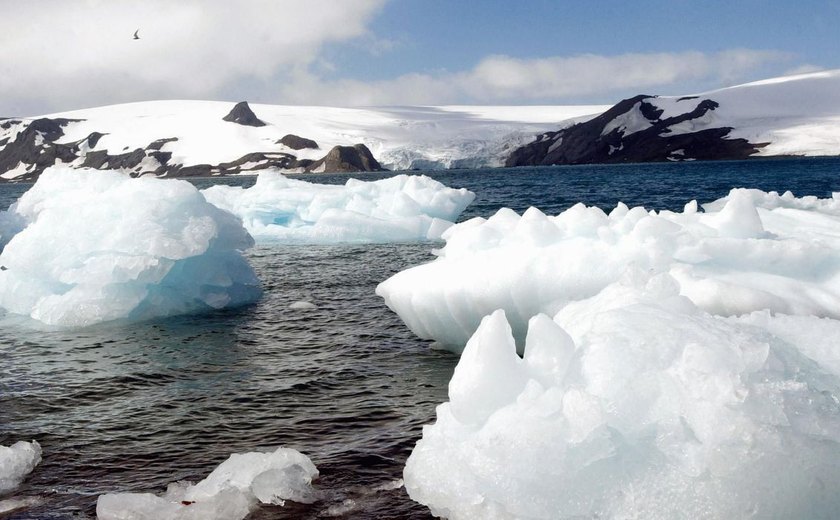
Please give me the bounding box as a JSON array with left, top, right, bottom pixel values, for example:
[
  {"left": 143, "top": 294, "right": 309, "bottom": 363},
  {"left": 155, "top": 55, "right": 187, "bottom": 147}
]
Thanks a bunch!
[
  {"left": 201, "top": 171, "right": 475, "bottom": 243},
  {"left": 40, "top": 102, "right": 606, "bottom": 171},
  {"left": 96, "top": 447, "right": 317, "bottom": 520},
  {"left": 0, "top": 441, "right": 41, "bottom": 493}
]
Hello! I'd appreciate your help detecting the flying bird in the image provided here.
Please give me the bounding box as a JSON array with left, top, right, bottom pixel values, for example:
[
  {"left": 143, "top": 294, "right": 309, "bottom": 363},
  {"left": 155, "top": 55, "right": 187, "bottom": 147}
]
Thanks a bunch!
[{"left": 133, "top": 29, "right": 140, "bottom": 40}]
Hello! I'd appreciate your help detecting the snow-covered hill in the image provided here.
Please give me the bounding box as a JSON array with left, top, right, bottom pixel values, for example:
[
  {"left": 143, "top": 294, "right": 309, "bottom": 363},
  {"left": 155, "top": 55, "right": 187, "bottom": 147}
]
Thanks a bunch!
[
  {"left": 0, "top": 102, "right": 605, "bottom": 181},
  {"left": 1, "top": 69, "right": 838, "bottom": 181},
  {"left": 507, "top": 69, "right": 840, "bottom": 166}
]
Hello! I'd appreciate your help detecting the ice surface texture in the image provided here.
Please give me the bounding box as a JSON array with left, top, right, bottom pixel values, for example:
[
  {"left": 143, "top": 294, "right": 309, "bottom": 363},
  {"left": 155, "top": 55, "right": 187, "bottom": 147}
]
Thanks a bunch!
[
  {"left": 378, "top": 188, "right": 840, "bottom": 351},
  {"left": 404, "top": 280, "right": 840, "bottom": 519},
  {"left": 201, "top": 171, "right": 475, "bottom": 243},
  {"left": 0, "top": 441, "right": 41, "bottom": 493},
  {"left": 97, "top": 447, "right": 317, "bottom": 520},
  {"left": 0, "top": 168, "right": 261, "bottom": 326}
]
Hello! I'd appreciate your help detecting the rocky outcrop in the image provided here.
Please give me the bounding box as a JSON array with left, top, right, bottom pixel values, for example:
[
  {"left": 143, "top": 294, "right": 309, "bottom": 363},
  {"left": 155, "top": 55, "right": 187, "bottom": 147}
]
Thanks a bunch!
[
  {"left": 278, "top": 134, "right": 318, "bottom": 150},
  {"left": 222, "top": 101, "right": 266, "bottom": 127},
  {"left": 305, "top": 144, "right": 384, "bottom": 173},
  {"left": 0, "top": 118, "right": 84, "bottom": 181},
  {"left": 506, "top": 95, "right": 767, "bottom": 167},
  {"left": 0, "top": 115, "right": 388, "bottom": 181}
]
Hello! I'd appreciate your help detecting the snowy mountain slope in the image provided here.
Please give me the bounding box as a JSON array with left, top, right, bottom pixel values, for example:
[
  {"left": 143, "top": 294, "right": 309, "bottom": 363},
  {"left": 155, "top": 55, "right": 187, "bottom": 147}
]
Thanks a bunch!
[
  {"left": 2, "top": 69, "right": 838, "bottom": 181},
  {"left": 0, "top": 102, "right": 606, "bottom": 181},
  {"left": 507, "top": 69, "right": 840, "bottom": 166}
]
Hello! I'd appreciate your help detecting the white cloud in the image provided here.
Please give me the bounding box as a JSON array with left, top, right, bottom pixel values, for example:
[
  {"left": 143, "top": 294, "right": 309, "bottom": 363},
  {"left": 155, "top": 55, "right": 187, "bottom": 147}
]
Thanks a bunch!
[
  {"left": 275, "top": 49, "right": 793, "bottom": 106},
  {"left": 0, "top": 1, "right": 797, "bottom": 115},
  {"left": 0, "top": 0, "right": 387, "bottom": 115}
]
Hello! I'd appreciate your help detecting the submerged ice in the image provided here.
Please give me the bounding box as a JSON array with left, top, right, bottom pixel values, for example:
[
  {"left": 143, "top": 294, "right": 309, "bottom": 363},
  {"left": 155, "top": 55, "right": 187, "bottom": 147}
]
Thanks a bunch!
[
  {"left": 404, "top": 277, "right": 840, "bottom": 519},
  {"left": 0, "top": 441, "right": 41, "bottom": 493},
  {"left": 0, "top": 168, "right": 261, "bottom": 327},
  {"left": 201, "top": 171, "right": 475, "bottom": 243},
  {"left": 378, "top": 188, "right": 840, "bottom": 351},
  {"left": 97, "top": 447, "right": 318, "bottom": 520}
]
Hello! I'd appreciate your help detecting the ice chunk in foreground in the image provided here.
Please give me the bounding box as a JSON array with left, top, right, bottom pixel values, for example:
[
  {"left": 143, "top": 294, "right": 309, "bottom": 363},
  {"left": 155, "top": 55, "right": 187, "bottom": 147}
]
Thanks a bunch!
[
  {"left": 404, "top": 277, "right": 840, "bottom": 519},
  {"left": 96, "top": 447, "right": 317, "bottom": 520},
  {"left": 0, "top": 441, "right": 41, "bottom": 492},
  {"left": 201, "top": 171, "right": 475, "bottom": 243},
  {"left": 0, "top": 168, "right": 261, "bottom": 327},
  {"left": 378, "top": 188, "right": 840, "bottom": 352}
]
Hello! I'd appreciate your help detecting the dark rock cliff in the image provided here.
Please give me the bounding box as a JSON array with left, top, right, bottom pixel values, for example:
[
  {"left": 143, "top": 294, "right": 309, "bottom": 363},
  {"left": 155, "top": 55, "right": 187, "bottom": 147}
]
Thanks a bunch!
[{"left": 506, "top": 95, "right": 767, "bottom": 167}]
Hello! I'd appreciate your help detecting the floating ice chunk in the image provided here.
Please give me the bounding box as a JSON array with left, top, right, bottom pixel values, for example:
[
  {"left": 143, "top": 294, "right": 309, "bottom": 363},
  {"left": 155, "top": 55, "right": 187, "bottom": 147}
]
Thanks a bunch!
[
  {"left": 201, "top": 171, "right": 475, "bottom": 243},
  {"left": 0, "top": 168, "right": 261, "bottom": 327},
  {"left": 378, "top": 188, "right": 840, "bottom": 351},
  {"left": 289, "top": 300, "right": 318, "bottom": 310},
  {"left": 0, "top": 441, "right": 41, "bottom": 492},
  {"left": 0, "top": 497, "right": 42, "bottom": 516},
  {"left": 404, "top": 277, "right": 840, "bottom": 519},
  {"left": 96, "top": 447, "right": 317, "bottom": 520}
]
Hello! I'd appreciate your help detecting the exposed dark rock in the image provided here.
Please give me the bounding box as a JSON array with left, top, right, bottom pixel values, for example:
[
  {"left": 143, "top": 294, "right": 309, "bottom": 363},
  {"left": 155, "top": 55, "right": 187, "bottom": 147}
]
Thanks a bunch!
[
  {"left": 0, "top": 117, "right": 80, "bottom": 180},
  {"left": 506, "top": 95, "right": 767, "bottom": 167},
  {"left": 305, "top": 144, "right": 384, "bottom": 173},
  {"left": 85, "top": 132, "right": 105, "bottom": 148},
  {"left": 147, "top": 137, "right": 178, "bottom": 150},
  {"left": 81, "top": 148, "right": 147, "bottom": 170},
  {"left": 278, "top": 134, "right": 319, "bottom": 150},
  {"left": 222, "top": 101, "right": 266, "bottom": 127},
  {"left": 218, "top": 152, "right": 298, "bottom": 172},
  {"left": 639, "top": 100, "right": 664, "bottom": 121},
  {"left": 174, "top": 164, "right": 212, "bottom": 177}
]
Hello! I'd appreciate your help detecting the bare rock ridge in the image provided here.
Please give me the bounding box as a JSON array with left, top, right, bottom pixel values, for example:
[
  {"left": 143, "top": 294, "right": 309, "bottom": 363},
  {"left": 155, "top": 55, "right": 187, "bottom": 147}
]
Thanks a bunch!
[
  {"left": 0, "top": 102, "right": 385, "bottom": 181},
  {"left": 222, "top": 101, "right": 266, "bottom": 127},
  {"left": 506, "top": 95, "right": 768, "bottom": 166}
]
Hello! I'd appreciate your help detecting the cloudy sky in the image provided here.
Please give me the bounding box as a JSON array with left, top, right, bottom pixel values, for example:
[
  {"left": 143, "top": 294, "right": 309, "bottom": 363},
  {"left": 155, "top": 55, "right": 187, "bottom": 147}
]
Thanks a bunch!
[{"left": 2, "top": 0, "right": 838, "bottom": 115}]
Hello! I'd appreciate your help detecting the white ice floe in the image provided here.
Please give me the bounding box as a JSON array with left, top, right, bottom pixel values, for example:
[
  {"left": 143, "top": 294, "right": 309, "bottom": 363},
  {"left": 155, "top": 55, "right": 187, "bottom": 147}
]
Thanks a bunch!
[
  {"left": 97, "top": 447, "right": 318, "bottom": 520},
  {"left": 404, "top": 277, "right": 840, "bottom": 519},
  {"left": 289, "top": 301, "right": 318, "bottom": 310},
  {"left": 201, "top": 171, "right": 475, "bottom": 243},
  {"left": 0, "top": 168, "right": 261, "bottom": 327},
  {"left": 378, "top": 188, "right": 840, "bottom": 352},
  {"left": 0, "top": 441, "right": 41, "bottom": 493}
]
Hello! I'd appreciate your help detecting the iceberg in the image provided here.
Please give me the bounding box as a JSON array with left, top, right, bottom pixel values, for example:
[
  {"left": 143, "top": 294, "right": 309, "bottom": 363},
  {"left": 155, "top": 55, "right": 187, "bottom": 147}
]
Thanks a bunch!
[
  {"left": 0, "top": 168, "right": 261, "bottom": 327},
  {"left": 201, "top": 171, "right": 475, "bottom": 243},
  {"left": 377, "top": 188, "right": 840, "bottom": 352},
  {"left": 404, "top": 277, "right": 840, "bottom": 519},
  {"left": 0, "top": 441, "right": 41, "bottom": 493},
  {"left": 96, "top": 446, "right": 318, "bottom": 520}
]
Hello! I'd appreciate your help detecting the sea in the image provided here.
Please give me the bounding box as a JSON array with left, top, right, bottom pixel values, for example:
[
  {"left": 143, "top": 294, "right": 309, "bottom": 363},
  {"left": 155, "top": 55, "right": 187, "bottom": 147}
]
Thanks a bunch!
[{"left": 1, "top": 157, "right": 839, "bottom": 519}]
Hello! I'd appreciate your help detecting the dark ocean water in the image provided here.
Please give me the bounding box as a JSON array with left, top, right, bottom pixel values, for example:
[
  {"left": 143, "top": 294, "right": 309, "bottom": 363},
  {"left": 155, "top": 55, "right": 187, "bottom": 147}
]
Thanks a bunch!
[{"left": 1, "top": 157, "right": 839, "bottom": 519}]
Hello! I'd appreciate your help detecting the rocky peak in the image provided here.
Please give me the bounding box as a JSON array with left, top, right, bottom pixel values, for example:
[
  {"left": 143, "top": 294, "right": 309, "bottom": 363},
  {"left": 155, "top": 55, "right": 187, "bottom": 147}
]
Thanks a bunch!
[{"left": 222, "top": 101, "right": 266, "bottom": 127}]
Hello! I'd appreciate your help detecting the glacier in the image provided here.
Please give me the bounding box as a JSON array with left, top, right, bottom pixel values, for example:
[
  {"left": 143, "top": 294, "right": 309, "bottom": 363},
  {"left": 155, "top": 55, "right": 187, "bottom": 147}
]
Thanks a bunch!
[
  {"left": 377, "top": 188, "right": 840, "bottom": 352},
  {"left": 201, "top": 171, "right": 475, "bottom": 243},
  {"left": 0, "top": 441, "right": 41, "bottom": 493},
  {"left": 404, "top": 284, "right": 840, "bottom": 519},
  {"left": 0, "top": 168, "right": 261, "bottom": 327},
  {"left": 97, "top": 447, "right": 317, "bottom": 520}
]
